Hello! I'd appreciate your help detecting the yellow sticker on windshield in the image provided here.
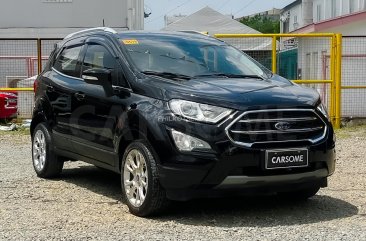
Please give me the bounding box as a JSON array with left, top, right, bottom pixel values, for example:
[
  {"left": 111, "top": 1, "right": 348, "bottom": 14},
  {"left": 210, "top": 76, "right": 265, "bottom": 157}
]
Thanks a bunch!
[{"left": 122, "top": 39, "right": 139, "bottom": 45}]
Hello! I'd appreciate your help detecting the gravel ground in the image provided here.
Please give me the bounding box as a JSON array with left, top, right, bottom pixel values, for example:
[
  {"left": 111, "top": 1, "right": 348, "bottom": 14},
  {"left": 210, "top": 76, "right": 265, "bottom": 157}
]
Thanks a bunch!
[{"left": 0, "top": 127, "right": 365, "bottom": 241}]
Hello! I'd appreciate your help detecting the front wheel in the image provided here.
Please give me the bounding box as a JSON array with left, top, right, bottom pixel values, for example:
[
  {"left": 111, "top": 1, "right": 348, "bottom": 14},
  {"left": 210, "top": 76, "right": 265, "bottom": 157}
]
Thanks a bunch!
[
  {"left": 32, "top": 123, "right": 64, "bottom": 178},
  {"left": 121, "top": 141, "right": 168, "bottom": 217}
]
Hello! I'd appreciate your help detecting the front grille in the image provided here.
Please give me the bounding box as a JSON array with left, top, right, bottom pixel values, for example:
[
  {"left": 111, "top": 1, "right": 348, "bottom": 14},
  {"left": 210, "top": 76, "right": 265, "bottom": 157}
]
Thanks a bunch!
[
  {"left": 5, "top": 98, "right": 17, "bottom": 109},
  {"left": 225, "top": 109, "right": 327, "bottom": 148}
]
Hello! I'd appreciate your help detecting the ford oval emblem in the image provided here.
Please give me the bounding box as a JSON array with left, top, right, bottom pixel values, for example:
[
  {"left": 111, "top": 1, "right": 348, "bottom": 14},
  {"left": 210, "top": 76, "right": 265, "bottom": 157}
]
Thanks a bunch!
[{"left": 274, "top": 122, "right": 291, "bottom": 131}]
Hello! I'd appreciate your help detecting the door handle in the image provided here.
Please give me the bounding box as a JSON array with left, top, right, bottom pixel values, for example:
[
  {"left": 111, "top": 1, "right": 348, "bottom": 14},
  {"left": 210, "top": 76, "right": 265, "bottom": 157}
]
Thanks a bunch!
[
  {"left": 74, "top": 92, "right": 85, "bottom": 101},
  {"left": 47, "top": 85, "right": 54, "bottom": 92}
]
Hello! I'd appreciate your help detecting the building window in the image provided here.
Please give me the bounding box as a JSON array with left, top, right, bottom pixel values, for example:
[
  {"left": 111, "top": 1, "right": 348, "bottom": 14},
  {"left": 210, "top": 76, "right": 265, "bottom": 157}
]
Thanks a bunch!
[
  {"left": 331, "top": 0, "right": 336, "bottom": 18},
  {"left": 283, "top": 20, "right": 289, "bottom": 33},
  {"left": 350, "top": 0, "right": 357, "bottom": 13},
  {"left": 293, "top": 15, "right": 298, "bottom": 29},
  {"left": 316, "top": 4, "right": 322, "bottom": 22}
]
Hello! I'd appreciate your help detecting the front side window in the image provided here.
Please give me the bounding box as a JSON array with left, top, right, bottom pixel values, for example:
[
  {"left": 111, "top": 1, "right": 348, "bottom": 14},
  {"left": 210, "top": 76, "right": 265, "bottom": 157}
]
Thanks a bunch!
[
  {"left": 120, "top": 36, "right": 269, "bottom": 79},
  {"left": 82, "top": 44, "right": 115, "bottom": 71},
  {"left": 54, "top": 45, "right": 82, "bottom": 77},
  {"left": 82, "top": 44, "right": 128, "bottom": 87}
]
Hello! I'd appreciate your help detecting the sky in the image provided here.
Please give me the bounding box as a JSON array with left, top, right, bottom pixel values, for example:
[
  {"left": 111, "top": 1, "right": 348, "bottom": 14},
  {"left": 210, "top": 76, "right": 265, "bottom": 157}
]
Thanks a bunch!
[{"left": 144, "top": 0, "right": 296, "bottom": 30}]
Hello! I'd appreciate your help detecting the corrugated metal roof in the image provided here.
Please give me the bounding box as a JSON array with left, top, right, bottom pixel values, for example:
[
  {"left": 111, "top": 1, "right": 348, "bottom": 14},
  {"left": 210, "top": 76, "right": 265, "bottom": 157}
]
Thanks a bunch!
[{"left": 162, "top": 7, "right": 272, "bottom": 51}]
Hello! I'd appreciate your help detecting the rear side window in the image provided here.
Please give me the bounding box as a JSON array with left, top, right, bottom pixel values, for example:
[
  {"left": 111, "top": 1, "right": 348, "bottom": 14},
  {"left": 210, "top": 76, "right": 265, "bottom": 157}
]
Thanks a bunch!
[{"left": 54, "top": 45, "right": 83, "bottom": 77}]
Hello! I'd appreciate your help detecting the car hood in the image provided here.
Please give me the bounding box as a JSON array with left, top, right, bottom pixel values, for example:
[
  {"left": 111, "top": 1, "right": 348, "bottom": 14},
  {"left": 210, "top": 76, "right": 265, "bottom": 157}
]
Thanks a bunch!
[{"left": 135, "top": 75, "right": 320, "bottom": 111}]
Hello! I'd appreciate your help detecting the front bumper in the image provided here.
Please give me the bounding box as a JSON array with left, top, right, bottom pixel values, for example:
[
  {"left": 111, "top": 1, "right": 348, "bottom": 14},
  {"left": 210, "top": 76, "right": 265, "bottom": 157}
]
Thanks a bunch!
[
  {"left": 215, "top": 168, "right": 328, "bottom": 189},
  {"left": 158, "top": 145, "right": 335, "bottom": 200},
  {"left": 152, "top": 107, "right": 336, "bottom": 201}
]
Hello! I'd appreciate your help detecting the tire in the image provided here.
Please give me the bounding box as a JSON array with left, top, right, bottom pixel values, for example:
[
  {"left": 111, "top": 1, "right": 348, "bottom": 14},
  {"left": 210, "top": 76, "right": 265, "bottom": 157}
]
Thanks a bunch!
[
  {"left": 278, "top": 185, "right": 320, "bottom": 200},
  {"left": 32, "top": 123, "right": 64, "bottom": 178},
  {"left": 121, "top": 141, "right": 168, "bottom": 217}
]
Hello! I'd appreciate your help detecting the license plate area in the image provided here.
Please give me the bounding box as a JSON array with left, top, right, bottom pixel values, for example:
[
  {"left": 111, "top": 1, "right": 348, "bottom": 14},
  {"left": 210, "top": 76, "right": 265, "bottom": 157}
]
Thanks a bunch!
[{"left": 265, "top": 148, "right": 308, "bottom": 170}]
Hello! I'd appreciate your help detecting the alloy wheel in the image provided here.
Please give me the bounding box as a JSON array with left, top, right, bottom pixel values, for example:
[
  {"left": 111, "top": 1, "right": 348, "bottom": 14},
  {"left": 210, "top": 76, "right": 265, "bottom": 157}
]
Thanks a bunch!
[{"left": 123, "top": 149, "right": 149, "bottom": 207}]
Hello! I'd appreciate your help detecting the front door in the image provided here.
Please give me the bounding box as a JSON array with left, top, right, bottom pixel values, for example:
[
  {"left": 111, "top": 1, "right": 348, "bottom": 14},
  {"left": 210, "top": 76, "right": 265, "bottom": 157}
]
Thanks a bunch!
[{"left": 72, "top": 40, "right": 130, "bottom": 166}]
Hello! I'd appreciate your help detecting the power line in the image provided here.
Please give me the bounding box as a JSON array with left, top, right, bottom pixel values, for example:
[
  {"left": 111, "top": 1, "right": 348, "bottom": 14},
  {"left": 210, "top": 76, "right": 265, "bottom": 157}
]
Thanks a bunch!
[
  {"left": 146, "top": 0, "right": 194, "bottom": 24},
  {"left": 233, "top": 0, "right": 256, "bottom": 16}
]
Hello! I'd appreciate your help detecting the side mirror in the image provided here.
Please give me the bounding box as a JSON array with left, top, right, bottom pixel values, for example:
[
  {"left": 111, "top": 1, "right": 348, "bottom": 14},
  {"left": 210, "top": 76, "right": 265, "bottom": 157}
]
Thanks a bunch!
[{"left": 82, "top": 68, "right": 111, "bottom": 84}]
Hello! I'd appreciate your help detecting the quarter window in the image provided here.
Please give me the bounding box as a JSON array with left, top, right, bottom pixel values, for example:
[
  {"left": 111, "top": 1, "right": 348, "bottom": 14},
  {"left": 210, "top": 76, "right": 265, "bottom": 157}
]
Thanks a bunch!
[{"left": 54, "top": 45, "right": 82, "bottom": 77}]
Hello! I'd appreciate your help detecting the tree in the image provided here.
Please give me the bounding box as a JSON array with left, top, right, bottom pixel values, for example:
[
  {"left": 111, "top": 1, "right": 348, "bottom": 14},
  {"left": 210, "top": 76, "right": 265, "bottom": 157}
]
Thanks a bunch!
[{"left": 240, "top": 15, "right": 280, "bottom": 34}]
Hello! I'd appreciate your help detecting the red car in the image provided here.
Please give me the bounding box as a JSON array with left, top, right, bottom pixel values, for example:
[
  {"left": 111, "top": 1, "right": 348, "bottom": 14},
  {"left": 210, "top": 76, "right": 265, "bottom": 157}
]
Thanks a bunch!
[{"left": 0, "top": 92, "right": 18, "bottom": 119}]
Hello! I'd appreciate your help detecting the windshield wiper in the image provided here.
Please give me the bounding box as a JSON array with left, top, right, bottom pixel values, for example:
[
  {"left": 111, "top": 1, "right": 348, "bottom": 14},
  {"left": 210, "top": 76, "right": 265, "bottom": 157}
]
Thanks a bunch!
[
  {"left": 142, "top": 71, "right": 191, "bottom": 80},
  {"left": 195, "top": 73, "right": 264, "bottom": 80}
]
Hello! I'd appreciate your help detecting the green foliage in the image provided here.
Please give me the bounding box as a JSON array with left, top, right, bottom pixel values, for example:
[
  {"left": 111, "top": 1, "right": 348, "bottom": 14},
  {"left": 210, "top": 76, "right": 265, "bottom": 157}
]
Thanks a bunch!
[{"left": 240, "top": 15, "right": 280, "bottom": 34}]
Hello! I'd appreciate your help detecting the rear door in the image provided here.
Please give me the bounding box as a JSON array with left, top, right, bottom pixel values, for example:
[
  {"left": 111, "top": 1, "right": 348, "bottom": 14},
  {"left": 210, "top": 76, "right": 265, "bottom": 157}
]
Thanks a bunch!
[{"left": 45, "top": 38, "right": 85, "bottom": 151}]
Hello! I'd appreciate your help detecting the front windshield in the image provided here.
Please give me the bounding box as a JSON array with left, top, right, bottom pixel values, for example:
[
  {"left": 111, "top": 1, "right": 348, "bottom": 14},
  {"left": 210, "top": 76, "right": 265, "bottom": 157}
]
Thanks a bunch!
[{"left": 120, "top": 35, "right": 270, "bottom": 79}]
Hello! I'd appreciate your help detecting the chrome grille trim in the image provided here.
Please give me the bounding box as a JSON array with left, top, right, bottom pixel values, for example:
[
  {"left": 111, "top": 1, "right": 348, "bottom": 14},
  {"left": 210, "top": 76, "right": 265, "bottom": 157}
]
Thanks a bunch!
[
  {"left": 238, "top": 117, "right": 317, "bottom": 123},
  {"left": 225, "top": 109, "right": 327, "bottom": 148},
  {"left": 230, "top": 126, "right": 323, "bottom": 135}
]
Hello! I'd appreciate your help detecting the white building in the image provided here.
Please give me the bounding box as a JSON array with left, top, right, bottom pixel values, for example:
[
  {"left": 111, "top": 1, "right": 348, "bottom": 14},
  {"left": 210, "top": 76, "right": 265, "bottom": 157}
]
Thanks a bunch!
[
  {"left": 0, "top": 0, "right": 145, "bottom": 38},
  {"left": 281, "top": 0, "right": 366, "bottom": 33},
  {"left": 280, "top": 0, "right": 366, "bottom": 117}
]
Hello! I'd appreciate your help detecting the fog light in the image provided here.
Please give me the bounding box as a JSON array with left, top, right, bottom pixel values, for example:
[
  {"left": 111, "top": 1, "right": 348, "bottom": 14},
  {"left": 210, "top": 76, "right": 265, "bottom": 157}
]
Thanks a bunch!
[{"left": 171, "top": 129, "right": 211, "bottom": 152}]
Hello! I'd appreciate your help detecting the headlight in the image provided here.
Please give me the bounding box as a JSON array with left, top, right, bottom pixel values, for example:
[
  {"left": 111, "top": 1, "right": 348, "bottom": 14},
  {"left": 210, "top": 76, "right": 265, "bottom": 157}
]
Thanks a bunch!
[
  {"left": 171, "top": 129, "right": 211, "bottom": 152},
  {"left": 317, "top": 103, "right": 330, "bottom": 120},
  {"left": 169, "top": 99, "right": 232, "bottom": 123}
]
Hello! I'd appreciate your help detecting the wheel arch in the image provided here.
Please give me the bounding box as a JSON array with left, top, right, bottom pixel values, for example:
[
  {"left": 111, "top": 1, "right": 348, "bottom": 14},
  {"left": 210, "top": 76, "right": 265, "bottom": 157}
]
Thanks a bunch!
[
  {"left": 30, "top": 113, "right": 47, "bottom": 138},
  {"left": 116, "top": 127, "right": 162, "bottom": 172},
  {"left": 117, "top": 128, "right": 147, "bottom": 172}
]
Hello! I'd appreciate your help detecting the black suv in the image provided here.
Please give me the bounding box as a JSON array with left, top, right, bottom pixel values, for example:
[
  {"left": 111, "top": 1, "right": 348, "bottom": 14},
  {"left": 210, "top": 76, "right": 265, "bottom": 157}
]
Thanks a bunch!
[{"left": 31, "top": 28, "right": 336, "bottom": 216}]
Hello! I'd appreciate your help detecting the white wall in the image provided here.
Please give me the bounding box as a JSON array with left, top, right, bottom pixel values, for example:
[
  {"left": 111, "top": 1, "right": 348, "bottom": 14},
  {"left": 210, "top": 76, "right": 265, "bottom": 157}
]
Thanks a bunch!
[
  {"left": 282, "top": 0, "right": 366, "bottom": 33},
  {"left": 290, "top": 4, "right": 304, "bottom": 32},
  {"left": 326, "top": 20, "right": 366, "bottom": 34},
  {"left": 0, "top": 0, "right": 144, "bottom": 30},
  {"left": 313, "top": 0, "right": 366, "bottom": 23},
  {"left": 282, "top": 4, "right": 304, "bottom": 32}
]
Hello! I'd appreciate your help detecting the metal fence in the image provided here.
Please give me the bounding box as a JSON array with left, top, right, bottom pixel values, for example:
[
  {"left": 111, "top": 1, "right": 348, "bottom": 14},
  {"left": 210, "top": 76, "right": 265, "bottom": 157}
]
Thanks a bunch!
[
  {"left": 341, "top": 36, "right": 366, "bottom": 118},
  {"left": 0, "top": 38, "right": 61, "bottom": 118},
  {"left": 1, "top": 35, "right": 366, "bottom": 129}
]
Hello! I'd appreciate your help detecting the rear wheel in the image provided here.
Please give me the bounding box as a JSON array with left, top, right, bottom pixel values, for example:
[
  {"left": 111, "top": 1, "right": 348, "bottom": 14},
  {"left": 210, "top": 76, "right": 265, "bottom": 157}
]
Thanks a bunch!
[
  {"left": 278, "top": 185, "right": 320, "bottom": 200},
  {"left": 121, "top": 141, "right": 168, "bottom": 217},
  {"left": 32, "top": 123, "right": 64, "bottom": 178}
]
